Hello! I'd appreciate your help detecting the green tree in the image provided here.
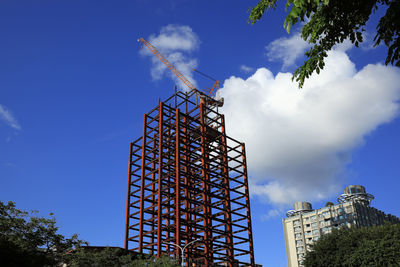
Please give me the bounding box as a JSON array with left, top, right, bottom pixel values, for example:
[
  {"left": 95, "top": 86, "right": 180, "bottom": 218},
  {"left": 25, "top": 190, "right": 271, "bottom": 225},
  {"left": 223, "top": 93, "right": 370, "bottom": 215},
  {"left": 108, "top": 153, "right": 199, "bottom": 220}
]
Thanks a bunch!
[
  {"left": 1, "top": 201, "right": 179, "bottom": 266},
  {"left": 0, "top": 201, "right": 84, "bottom": 266},
  {"left": 66, "top": 247, "right": 179, "bottom": 267},
  {"left": 66, "top": 247, "right": 132, "bottom": 267},
  {"left": 249, "top": 0, "right": 400, "bottom": 87},
  {"left": 303, "top": 223, "right": 400, "bottom": 267}
]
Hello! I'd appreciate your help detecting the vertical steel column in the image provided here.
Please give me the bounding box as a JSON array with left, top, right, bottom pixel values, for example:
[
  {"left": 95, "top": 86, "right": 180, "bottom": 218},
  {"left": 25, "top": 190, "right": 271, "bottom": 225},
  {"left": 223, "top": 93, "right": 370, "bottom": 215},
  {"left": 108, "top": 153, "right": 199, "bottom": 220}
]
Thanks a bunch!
[
  {"left": 183, "top": 115, "right": 191, "bottom": 253},
  {"left": 124, "top": 142, "right": 133, "bottom": 249},
  {"left": 241, "top": 143, "right": 255, "bottom": 266},
  {"left": 138, "top": 115, "right": 148, "bottom": 253},
  {"left": 157, "top": 101, "right": 164, "bottom": 256},
  {"left": 221, "top": 115, "right": 234, "bottom": 264},
  {"left": 165, "top": 109, "right": 171, "bottom": 252},
  {"left": 200, "top": 102, "right": 212, "bottom": 264},
  {"left": 151, "top": 134, "right": 157, "bottom": 254},
  {"left": 175, "top": 108, "right": 181, "bottom": 261}
]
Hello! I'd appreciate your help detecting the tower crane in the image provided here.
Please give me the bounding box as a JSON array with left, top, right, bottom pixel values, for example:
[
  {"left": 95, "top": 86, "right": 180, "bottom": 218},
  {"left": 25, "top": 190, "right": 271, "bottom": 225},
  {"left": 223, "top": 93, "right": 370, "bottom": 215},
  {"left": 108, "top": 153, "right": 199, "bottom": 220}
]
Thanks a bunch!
[{"left": 138, "top": 37, "right": 223, "bottom": 107}]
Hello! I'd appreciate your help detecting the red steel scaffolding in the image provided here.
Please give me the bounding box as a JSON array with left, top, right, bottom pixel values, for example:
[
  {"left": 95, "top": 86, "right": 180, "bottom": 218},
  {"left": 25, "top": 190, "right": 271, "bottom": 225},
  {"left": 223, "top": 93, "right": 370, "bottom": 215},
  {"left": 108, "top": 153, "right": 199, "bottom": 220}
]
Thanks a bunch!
[{"left": 125, "top": 89, "right": 255, "bottom": 266}]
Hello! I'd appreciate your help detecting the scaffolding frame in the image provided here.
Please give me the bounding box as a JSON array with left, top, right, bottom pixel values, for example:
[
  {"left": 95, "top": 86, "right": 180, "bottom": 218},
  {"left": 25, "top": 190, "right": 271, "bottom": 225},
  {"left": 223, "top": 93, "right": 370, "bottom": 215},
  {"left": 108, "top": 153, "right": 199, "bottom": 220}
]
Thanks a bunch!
[{"left": 125, "top": 89, "right": 255, "bottom": 266}]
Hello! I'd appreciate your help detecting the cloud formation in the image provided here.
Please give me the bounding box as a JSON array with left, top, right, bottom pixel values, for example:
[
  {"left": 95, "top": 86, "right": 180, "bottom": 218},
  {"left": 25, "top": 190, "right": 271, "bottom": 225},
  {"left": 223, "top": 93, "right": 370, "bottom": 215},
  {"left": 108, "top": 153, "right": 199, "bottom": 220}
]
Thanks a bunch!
[
  {"left": 265, "top": 31, "right": 375, "bottom": 70},
  {"left": 219, "top": 50, "right": 400, "bottom": 205},
  {"left": 0, "top": 104, "right": 21, "bottom": 130},
  {"left": 265, "top": 33, "right": 310, "bottom": 69},
  {"left": 141, "top": 24, "right": 200, "bottom": 90},
  {"left": 240, "top": 65, "right": 254, "bottom": 73}
]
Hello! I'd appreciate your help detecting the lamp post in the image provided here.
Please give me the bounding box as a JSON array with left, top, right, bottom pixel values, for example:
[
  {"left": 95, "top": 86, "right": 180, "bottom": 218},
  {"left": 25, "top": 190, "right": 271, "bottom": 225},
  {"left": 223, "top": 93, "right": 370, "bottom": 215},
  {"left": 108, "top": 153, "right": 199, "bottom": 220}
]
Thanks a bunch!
[{"left": 163, "top": 238, "right": 202, "bottom": 267}]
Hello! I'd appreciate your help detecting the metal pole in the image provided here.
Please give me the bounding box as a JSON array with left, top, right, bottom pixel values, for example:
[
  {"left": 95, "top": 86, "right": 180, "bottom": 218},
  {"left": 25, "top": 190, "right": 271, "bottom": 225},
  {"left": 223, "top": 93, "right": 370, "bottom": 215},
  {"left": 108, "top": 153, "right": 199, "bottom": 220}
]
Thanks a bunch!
[
  {"left": 181, "top": 247, "right": 185, "bottom": 267},
  {"left": 163, "top": 239, "right": 201, "bottom": 267}
]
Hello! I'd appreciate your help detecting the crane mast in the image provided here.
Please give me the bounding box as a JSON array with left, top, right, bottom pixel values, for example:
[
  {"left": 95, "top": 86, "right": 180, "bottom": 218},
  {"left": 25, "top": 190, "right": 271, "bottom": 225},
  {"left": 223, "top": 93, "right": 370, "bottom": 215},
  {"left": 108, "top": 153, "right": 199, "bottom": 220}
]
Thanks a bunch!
[{"left": 138, "top": 37, "right": 223, "bottom": 107}]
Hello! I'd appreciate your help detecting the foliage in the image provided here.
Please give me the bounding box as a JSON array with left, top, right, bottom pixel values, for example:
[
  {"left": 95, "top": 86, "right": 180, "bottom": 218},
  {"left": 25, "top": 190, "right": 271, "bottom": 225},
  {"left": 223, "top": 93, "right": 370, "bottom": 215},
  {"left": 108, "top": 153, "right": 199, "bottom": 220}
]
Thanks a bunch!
[
  {"left": 66, "top": 247, "right": 179, "bottom": 267},
  {"left": 0, "top": 201, "right": 179, "bottom": 267},
  {"left": 0, "top": 201, "right": 84, "bottom": 266},
  {"left": 303, "top": 223, "right": 400, "bottom": 267},
  {"left": 129, "top": 255, "right": 179, "bottom": 267},
  {"left": 131, "top": 255, "right": 180, "bottom": 267},
  {"left": 65, "top": 247, "right": 132, "bottom": 267},
  {"left": 248, "top": 0, "right": 400, "bottom": 88}
]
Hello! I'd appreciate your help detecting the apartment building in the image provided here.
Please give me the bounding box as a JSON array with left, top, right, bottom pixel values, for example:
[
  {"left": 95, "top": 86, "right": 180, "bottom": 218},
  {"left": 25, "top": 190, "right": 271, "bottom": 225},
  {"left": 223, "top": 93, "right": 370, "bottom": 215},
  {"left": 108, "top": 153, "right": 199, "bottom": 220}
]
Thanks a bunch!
[{"left": 282, "top": 185, "right": 400, "bottom": 267}]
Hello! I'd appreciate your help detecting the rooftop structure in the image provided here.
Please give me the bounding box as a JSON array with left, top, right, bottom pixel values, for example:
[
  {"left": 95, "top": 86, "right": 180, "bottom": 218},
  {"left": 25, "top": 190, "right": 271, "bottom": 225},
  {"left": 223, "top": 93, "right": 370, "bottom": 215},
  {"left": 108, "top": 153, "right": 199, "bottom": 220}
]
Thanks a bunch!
[{"left": 282, "top": 185, "right": 400, "bottom": 267}]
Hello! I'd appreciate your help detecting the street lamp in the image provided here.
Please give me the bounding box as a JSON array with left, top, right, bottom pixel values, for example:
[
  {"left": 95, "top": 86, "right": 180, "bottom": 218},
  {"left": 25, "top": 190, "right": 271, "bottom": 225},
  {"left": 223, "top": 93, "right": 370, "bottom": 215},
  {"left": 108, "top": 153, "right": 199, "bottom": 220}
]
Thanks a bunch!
[{"left": 163, "top": 238, "right": 202, "bottom": 267}]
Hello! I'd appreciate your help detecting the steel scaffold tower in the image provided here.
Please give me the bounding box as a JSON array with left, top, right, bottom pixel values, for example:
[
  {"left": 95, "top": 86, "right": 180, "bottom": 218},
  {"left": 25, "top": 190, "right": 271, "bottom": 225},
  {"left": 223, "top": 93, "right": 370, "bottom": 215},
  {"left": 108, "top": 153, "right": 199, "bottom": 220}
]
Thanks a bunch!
[{"left": 125, "top": 89, "right": 255, "bottom": 266}]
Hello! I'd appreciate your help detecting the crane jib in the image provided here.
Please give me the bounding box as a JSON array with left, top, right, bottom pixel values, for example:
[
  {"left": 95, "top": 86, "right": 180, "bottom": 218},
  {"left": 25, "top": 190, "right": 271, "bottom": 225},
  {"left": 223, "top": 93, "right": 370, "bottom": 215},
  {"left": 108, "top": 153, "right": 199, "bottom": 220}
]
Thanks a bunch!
[{"left": 138, "top": 37, "right": 224, "bottom": 107}]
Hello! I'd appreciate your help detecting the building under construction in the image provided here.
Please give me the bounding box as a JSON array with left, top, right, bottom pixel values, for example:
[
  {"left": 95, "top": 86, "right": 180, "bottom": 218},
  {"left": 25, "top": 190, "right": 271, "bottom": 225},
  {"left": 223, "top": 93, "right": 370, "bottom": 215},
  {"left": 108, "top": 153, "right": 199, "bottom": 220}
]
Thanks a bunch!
[{"left": 124, "top": 88, "right": 255, "bottom": 266}]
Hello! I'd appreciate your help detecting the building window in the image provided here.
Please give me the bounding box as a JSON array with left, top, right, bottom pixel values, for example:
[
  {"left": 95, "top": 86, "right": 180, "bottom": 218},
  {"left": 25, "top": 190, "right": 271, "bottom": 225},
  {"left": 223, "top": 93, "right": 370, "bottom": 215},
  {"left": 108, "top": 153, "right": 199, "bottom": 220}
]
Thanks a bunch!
[
  {"left": 305, "top": 231, "right": 312, "bottom": 236},
  {"left": 311, "top": 222, "right": 317, "bottom": 228},
  {"left": 311, "top": 215, "right": 317, "bottom": 222},
  {"left": 293, "top": 220, "right": 301, "bottom": 226},
  {"left": 294, "top": 226, "right": 302, "bottom": 232},
  {"left": 295, "top": 233, "right": 302, "bottom": 239},
  {"left": 312, "top": 229, "right": 319, "bottom": 235},
  {"left": 321, "top": 220, "right": 331, "bottom": 227},
  {"left": 314, "top": 236, "right": 319, "bottom": 241},
  {"left": 296, "top": 240, "right": 303, "bottom": 246},
  {"left": 297, "top": 246, "right": 304, "bottom": 252}
]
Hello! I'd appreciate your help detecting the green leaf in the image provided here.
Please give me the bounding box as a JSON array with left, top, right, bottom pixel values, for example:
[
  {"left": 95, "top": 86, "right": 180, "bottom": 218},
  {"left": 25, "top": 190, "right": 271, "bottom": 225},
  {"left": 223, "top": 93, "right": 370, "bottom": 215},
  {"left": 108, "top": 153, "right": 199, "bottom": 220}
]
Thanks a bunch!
[{"left": 248, "top": 0, "right": 400, "bottom": 88}]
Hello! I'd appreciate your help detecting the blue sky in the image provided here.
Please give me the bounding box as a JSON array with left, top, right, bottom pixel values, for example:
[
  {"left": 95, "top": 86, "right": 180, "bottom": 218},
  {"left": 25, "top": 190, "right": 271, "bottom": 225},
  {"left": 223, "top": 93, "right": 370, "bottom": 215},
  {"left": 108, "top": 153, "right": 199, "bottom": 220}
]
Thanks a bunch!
[{"left": 1, "top": 1, "right": 400, "bottom": 266}]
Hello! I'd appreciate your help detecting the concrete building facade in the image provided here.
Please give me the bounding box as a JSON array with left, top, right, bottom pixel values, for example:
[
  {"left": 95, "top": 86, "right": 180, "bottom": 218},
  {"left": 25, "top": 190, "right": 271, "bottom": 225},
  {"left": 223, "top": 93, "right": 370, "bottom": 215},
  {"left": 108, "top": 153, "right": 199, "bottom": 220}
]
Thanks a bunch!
[{"left": 282, "top": 185, "right": 400, "bottom": 267}]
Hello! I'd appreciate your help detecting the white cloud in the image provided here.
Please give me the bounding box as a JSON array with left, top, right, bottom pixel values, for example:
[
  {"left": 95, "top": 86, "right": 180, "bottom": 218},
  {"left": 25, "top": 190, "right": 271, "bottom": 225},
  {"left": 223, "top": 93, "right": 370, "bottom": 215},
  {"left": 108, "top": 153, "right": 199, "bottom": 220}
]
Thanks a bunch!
[
  {"left": 260, "top": 208, "right": 283, "bottom": 221},
  {"left": 265, "top": 33, "right": 310, "bottom": 69},
  {"left": 240, "top": 65, "right": 254, "bottom": 73},
  {"left": 333, "top": 38, "right": 353, "bottom": 52},
  {"left": 332, "top": 31, "right": 377, "bottom": 52},
  {"left": 265, "top": 32, "right": 364, "bottom": 70},
  {"left": 0, "top": 104, "right": 21, "bottom": 130},
  {"left": 218, "top": 50, "right": 400, "bottom": 205},
  {"left": 149, "top": 24, "right": 199, "bottom": 52},
  {"left": 140, "top": 24, "right": 200, "bottom": 90},
  {"left": 360, "top": 31, "right": 379, "bottom": 51}
]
